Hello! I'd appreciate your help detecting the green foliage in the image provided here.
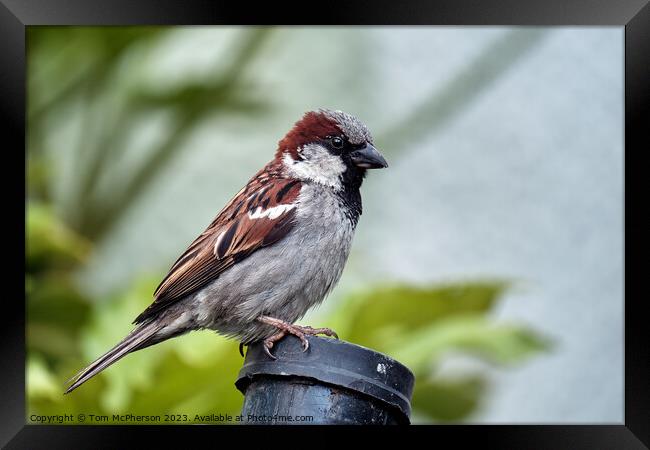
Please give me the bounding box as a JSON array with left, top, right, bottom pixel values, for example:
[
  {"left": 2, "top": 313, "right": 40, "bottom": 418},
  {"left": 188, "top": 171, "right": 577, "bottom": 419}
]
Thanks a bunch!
[
  {"left": 27, "top": 277, "right": 550, "bottom": 424},
  {"left": 27, "top": 202, "right": 91, "bottom": 272},
  {"left": 331, "top": 282, "right": 551, "bottom": 422},
  {"left": 412, "top": 376, "right": 487, "bottom": 422},
  {"left": 28, "top": 276, "right": 255, "bottom": 423},
  {"left": 27, "top": 202, "right": 92, "bottom": 364},
  {"left": 342, "top": 282, "right": 508, "bottom": 348},
  {"left": 26, "top": 27, "right": 552, "bottom": 424},
  {"left": 28, "top": 27, "right": 274, "bottom": 242}
]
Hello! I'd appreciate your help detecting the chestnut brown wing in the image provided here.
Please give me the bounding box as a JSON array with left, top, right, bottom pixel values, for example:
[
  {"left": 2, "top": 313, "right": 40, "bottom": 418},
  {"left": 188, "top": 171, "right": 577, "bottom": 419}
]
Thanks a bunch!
[{"left": 133, "top": 176, "right": 302, "bottom": 324}]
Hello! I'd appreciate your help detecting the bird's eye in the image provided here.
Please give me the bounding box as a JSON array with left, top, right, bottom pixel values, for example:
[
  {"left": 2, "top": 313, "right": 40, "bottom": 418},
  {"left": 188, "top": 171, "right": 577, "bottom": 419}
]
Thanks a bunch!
[{"left": 330, "top": 136, "right": 344, "bottom": 149}]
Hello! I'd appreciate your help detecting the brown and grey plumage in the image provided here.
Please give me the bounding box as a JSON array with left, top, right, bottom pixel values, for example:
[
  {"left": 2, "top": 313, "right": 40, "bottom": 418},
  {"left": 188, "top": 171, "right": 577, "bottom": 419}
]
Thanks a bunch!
[{"left": 65, "top": 109, "right": 387, "bottom": 393}]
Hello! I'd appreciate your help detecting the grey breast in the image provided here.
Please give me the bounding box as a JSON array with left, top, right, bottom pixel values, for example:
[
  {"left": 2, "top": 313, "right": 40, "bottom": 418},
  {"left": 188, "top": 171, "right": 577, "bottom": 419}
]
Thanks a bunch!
[{"left": 189, "top": 183, "right": 356, "bottom": 342}]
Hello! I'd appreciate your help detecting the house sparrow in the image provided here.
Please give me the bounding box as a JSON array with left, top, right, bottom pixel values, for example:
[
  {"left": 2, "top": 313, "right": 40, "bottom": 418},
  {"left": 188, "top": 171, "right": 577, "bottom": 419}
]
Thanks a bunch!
[{"left": 65, "top": 108, "right": 387, "bottom": 393}]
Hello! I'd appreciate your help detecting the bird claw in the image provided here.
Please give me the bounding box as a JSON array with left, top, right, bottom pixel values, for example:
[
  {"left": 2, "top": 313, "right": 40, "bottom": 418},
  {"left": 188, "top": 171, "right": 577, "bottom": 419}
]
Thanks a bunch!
[
  {"left": 257, "top": 316, "right": 338, "bottom": 359},
  {"left": 262, "top": 339, "right": 277, "bottom": 360},
  {"left": 298, "top": 325, "right": 339, "bottom": 340},
  {"left": 297, "top": 332, "right": 309, "bottom": 352},
  {"left": 239, "top": 342, "right": 246, "bottom": 357}
]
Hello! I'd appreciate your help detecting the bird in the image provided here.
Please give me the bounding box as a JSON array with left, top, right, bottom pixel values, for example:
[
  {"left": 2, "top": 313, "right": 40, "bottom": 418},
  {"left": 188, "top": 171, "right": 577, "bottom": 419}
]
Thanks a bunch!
[{"left": 65, "top": 108, "right": 388, "bottom": 394}]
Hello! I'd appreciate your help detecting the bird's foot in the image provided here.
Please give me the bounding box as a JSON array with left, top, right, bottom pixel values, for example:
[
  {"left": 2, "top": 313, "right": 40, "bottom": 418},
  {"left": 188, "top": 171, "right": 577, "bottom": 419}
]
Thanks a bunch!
[{"left": 257, "top": 316, "right": 339, "bottom": 359}]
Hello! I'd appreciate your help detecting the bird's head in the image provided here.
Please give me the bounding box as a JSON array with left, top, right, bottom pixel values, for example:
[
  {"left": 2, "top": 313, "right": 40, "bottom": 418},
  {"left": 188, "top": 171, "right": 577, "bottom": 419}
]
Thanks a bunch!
[{"left": 276, "top": 109, "right": 388, "bottom": 191}]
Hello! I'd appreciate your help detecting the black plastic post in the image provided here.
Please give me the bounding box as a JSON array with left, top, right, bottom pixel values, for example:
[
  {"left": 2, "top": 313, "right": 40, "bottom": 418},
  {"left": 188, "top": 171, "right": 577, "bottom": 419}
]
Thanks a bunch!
[{"left": 235, "top": 335, "right": 415, "bottom": 425}]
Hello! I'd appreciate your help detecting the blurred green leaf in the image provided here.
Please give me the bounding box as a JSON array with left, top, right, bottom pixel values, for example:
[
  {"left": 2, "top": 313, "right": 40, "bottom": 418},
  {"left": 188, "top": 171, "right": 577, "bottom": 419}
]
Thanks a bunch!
[
  {"left": 344, "top": 281, "right": 509, "bottom": 349},
  {"left": 74, "top": 28, "right": 275, "bottom": 241},
  {"left": 27, "top": 203, "right": 94, "bottom": 362},
  {"left": 28, "top": 27, "right": 168, "bottom": 122},
  {"left": 28, "top": 322, "right": 83, "bottom": 363},
  {"left": 27, "top": 273, "right": 91, "bottom": 330},
  {"left": 64, "top": 276, "right": 246, "bottom": 420},
  {"left": 27, "top": 156, "right": 51, "bottom": 200},
  {"left": 27, "top": 202, "right": 91, "bottom": 272},
  {"left": 387, "top": 315, "right": 552, "bottom": 375},
  {"left": 28, "top": 276, "right": 550, "bottom": 424},
  {"left": 78, "top": 276, "right": 163, "bottom": 412},
  {"left": 126, "top": 338, "right": 244, "bottom": 422},
  {"left": 27, "top": 355, "right": 62, "bottom": 403}
]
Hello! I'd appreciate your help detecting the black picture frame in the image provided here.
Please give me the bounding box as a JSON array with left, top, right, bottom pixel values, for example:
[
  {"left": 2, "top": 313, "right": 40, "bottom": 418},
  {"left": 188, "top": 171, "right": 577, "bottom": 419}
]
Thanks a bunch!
[{"left": 4, "top": 0, "right": 647, "bottom": 447}]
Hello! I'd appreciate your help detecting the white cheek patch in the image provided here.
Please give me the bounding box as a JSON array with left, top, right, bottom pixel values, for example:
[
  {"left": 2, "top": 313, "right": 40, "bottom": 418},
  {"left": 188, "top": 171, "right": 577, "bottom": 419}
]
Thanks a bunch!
[
  {"left": 248, "top": 204, "right": 295, "bottom": 220},
  {"left": 283, "top": 145, "right": 346, "bottom": 190}
]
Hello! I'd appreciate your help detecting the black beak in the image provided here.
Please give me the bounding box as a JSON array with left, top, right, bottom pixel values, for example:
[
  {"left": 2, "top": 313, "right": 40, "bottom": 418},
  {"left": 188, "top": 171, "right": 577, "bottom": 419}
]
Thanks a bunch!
[{"left": 350, "top": 143, "right": 388, "bottom": 169}]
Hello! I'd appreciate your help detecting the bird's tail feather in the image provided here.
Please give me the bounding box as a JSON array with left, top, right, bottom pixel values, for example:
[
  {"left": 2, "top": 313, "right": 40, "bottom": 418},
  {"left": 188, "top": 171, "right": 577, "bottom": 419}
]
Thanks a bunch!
[{"left": 64, "top": 320, "right": 163, "bottom": 394}]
